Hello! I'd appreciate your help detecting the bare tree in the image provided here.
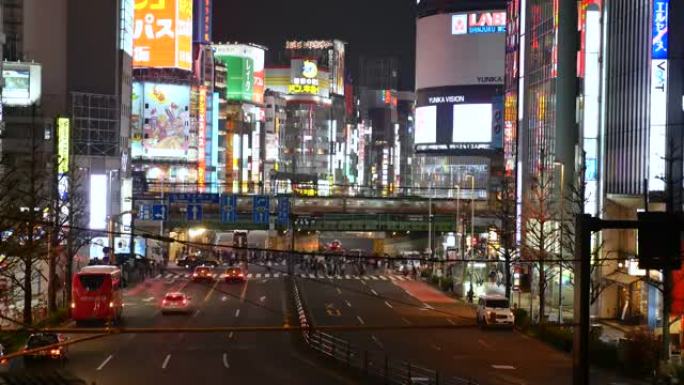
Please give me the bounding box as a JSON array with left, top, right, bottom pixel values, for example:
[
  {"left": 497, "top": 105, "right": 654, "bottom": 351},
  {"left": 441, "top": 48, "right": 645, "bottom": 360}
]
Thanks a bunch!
[
  {"left": 493, "top": 174, "right": 517, "bottom": 300},
  {"left": 522, "top": 156, "right": 560, "bottom": 323}
]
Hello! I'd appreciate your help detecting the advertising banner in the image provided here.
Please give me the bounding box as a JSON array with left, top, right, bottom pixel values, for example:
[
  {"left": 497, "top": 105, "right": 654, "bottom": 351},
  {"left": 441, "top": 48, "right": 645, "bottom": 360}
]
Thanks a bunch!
[
  {"left": 57, "top": 118, "right": 70, "bottom": 174},
  {"left": 213, "top": 44, "right": 266, "bottom": 104},
  {"left": 192, "top": 0, "right": 212, "bottom": 44},
  {"left": 141, "top": 83, "right": 191, "bottom": 160},
  {"left": 1, "top": 62, "right": 42, "bottom": 107},
  {"left": 198, "top": 86, "right": 207, "bottom": 186},
  {"left": 133, "top": 0, "right": 193, "bottom": 71}
]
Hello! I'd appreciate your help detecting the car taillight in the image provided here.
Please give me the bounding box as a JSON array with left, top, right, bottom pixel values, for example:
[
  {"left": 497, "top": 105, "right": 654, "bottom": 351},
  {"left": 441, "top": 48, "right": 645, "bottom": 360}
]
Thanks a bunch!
[
  {"left": 109, "top": 301, "right": 114, "bottom": 308},
  {"left": 182, "top": 300, "right": 188, "bottom": 305},
  {"left": 238, "top": 273, "right": 244, "bottom": 277},
  {"left": 162, "top": 300, "right": 168, "bottom": 306},
  {"left": 193, "top": 273, "right": 198, "bottom": 277},
  {"left": 70, "top": 302, "right": 75, "bottom": 309},
  {"left": 50, "top": 349, "right": 61, "bottom": 356}
]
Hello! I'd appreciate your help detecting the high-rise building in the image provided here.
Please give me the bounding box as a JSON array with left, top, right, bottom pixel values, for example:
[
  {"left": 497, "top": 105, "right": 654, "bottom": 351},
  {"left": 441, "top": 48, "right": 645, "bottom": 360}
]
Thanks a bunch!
[
  {"left": 265, "top": 40, "right": 350, "bottom": 195},
  {"left": 413, "top": 0, "right": 506, "bottom": 202}
]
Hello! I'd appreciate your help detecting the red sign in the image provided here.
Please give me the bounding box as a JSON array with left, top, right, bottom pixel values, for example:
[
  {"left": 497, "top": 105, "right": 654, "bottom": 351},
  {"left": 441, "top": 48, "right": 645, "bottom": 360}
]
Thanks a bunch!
[
  {"left": 197, "top": 86, "right": 207, "bottom": 187},
  {"left": 468, "top": 12, "right": 506, "bottom": 28}
]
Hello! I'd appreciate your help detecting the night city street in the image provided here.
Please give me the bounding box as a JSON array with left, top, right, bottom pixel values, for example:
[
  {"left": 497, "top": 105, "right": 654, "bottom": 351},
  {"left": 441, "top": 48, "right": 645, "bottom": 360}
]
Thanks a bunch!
[{"left": 0, "top": 0, "right": 682, "bottom": 384}]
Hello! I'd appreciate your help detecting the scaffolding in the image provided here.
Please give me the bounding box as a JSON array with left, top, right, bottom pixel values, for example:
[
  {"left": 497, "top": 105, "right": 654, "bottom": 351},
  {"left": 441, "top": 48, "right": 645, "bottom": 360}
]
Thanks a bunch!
[{"left": 71, "top": 92, "right": 119, "bottom": 157}]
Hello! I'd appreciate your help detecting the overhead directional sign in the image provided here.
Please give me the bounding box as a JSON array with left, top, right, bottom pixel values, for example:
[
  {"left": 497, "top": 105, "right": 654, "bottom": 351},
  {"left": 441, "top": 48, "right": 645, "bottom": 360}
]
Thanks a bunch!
[
  {"left": 187, "top": 204, "right": 203, "bottom": 221},
  {"left": 253, "top": 195, "right": 270, "bottom": 224},
  {"left": 139, "top": 204, "right": 152, "bottom": 220},
  {"left": 152, "top": 204, "right": 167, "bottom": 221},
  {"left": 277, "top": 196, "right": 290, "bottom": 226},
  {"left": 169, "top": 193, "right": 219, "bottom": 203},
  {"left": 221, "top": 195, "right": 238, "bottom": 223}
]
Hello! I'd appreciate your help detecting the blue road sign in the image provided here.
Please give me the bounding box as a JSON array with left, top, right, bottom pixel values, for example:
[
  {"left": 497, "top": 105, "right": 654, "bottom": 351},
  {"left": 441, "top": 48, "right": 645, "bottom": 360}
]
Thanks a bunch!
[
  {"left": 186, "top": 204, "right": 203, "bottom": 221},
  {"left": 152, "top": 204, "right": 167, "bottom": 221},
  {"left": 220, "top": 195, "right": 238, "bottom": 223},
  {"left": 277, "top": 196, "right": 290, "bottom": 226},
  {"left": 139, "top": 204, "right": 152, "bottom": 220},
  {"left": 252, "top": 195, "right": 270, "bottom": 224}
]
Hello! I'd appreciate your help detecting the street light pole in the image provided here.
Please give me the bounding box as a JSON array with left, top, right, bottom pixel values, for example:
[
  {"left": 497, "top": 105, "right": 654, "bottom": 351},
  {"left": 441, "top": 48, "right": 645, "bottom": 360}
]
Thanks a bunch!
[{"left": 554, "top": 161, "right": 565, "bottom": 323}]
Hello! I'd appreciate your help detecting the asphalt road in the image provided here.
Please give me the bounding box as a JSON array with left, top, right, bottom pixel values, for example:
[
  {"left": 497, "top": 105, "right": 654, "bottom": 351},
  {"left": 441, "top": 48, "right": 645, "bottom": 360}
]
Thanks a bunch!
[
  {"left": 7, "top": 263, "right": 360, "bottom": 385},
  {"left": 297, "top": 272, "right": 641, "bottom": 385}
]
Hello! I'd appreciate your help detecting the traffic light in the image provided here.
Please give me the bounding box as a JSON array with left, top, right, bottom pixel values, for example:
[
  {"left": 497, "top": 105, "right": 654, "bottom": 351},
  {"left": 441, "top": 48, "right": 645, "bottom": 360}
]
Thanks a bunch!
[{"left": 637, "top": 212, "right": 682, "bottom": 270}]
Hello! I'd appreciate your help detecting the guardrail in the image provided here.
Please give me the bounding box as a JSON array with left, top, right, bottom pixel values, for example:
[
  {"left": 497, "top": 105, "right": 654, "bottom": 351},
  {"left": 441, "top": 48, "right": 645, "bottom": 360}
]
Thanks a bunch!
[{"left": 292, "top": 279, "right": 478, "bottom": 385}]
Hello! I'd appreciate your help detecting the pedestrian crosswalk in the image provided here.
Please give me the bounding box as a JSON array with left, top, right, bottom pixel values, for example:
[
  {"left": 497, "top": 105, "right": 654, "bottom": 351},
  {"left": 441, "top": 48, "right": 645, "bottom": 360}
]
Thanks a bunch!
[{"left": 154, "top": 272, "right": 414, "bottom": 281}]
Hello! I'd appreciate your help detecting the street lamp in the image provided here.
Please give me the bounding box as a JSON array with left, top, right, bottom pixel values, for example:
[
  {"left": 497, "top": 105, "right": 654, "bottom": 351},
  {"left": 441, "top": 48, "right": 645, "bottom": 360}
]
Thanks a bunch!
[{"left": 554, "top": 161, "right": 565, "bottom": 323}]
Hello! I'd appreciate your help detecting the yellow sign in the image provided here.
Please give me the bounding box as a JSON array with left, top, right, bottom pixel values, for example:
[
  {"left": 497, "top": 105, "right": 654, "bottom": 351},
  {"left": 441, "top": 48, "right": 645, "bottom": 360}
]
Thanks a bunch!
[
  {"left": 288, "top": 84, "right": 320, "bottom": 95},
  {"left": 57, "top": 117, "right": 70, "bottom": 174}
]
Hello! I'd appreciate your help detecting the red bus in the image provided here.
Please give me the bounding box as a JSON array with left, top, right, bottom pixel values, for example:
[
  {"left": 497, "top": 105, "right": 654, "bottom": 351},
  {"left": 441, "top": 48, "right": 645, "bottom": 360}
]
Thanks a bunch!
[{"left": 71, "top": 265, "right": 123, "bottom": 324}]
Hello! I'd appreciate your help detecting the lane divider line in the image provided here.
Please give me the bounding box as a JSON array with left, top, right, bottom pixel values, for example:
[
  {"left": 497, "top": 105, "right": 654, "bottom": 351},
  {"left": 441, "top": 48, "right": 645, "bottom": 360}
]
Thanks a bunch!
[
  {"left": 356, "top": 315, "right": 365, "bottom": 325},
  {"left": 96, "top": 354, "right": 113, "bottom": 371},
  {"left": 222, "top": 353, "right": 230, "bottom": 369},
  {"left": 161, "top": 354, "right": 171, "bottom": 369},
  {"left": 384, "top": 301, "right": 393, "bottom": 309},
  {"left": 235, "top": 309, "right": 241, "bottom": 318},
  {"left": 345, "top": 300, "right": 352, "bottom": 308}
]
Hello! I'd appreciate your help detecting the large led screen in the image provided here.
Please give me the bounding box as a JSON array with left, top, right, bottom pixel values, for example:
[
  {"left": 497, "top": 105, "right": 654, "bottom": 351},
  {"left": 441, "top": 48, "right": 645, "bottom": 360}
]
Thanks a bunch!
[
  {"left": 133, "top": 0, "right": 193, "bottom": 71},
  {"left": 414, "top": 85, "right": 503, "bottom": 154},
  {"left": 134, "top": 83, "right": 190, "bottom": 160},
  {"left": 415, "top": 106, "right": 437, "bottom": 144},
  {"left": 416, "top": 12, "right": 505, "bottom": 89},
  {"left": 1, "top": 62, "right": 42, "bottom": 106},
  {"left": 453, "top": 104, "right": 492, "bottom": 143}
]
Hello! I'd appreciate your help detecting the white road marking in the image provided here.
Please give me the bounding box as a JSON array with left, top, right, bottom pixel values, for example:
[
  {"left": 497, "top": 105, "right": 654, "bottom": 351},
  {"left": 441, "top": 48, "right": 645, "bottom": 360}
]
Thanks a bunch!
[
  {"left": 371, "top": 289, "right": 379, "bottom": 296},
  {"left": 371, "top": 335, "right": 383, "bottom": 348},
  {"left": 356, "top": 315, "right": 365, "bottom": 325},
  {"left": 222, "top": 353, "right": 230, "bottom": 369},
  {"left": 221, "top": 296, "right": 228, "bottom": 302},
  {"left": 154, "top": 274, "right": 162, "bottom": 279},
  {"left": 96, "top": 354, "right": 113, "bottom": 371},
  {"left": 259, "top": 296, "right": 266, "bottom": 302},
  {"left": 384, "top": 301, "right": 393, "bottom": 309},
  {"left": 431, "top": 344, "right": 442, "bottom": 351},
  {"left": 370, "top": 275, "right": 379, "bottom": 280},
  {"left": 162, "top": 354, "right": 171, "bottom": 369},
  {"left": 165, "top": 273, "right": 174, "bottom": 279},
  {"left": 308, "top": 273, "right": 316, "bottom": 278},
  {"left": 256, "top": 273, "right": 262, "bottom": 278},
  {"left": 345, "top": 300, "right": 352, "bottom": 308},
  {"left": 143, "top": 296, "right": 155, "bottom": 302},
  {"left": 423, "top": 303, "right": 434, "bottom": 310},
  {"left": 362, "top": 276, "right": 371, "bottom": 281},
  {"left": 193, "top": 310, "right": 200, "bottom": 318},
  {"left": 447, "top": 318, "right": 456, "bottom": 325},
  {"left": 345, "top": 275, "right": 352, "bottom": 279},
  {"left": 274, "top": 273, "right": 280, "bottom": 278},
  {"left": 235, "top": 309, "right": 241, "bottom": 318},
  {"left": 401, "top": 317, "right": 412, "bottom": 325},
  {"left": 379, "top": 275, "right": 388, "bottom": 280},
  {"left": 360, "top": 280, "right": 367, "bottom": 286},
  {"left": 388, "top": 275, "right": 397, "bottom": 280},
  {"left": 204, "top": 279, "right": 220, "bottom": 302},
  {"left": 478, "top": 339, "right": 493, "bottom": 349},
  {"left": 336, "top": 288, "right": 342, "bottom": 295},
  {"left": 491, "top": 365, "right": 516, "bottom": 370},
  {"left": 247, "top": 273, "right": 254, "bottom": 278},
  {"left": 228, "top": 331, "right": 234, "bottom": 339}
]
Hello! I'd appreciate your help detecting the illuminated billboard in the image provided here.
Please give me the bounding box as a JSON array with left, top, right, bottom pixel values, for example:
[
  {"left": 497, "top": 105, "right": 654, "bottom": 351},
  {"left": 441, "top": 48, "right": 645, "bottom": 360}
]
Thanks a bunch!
[
  {"left": 289, "top": 59, "right": 320, "bottom": 95},
  {"left": 416, "top": 12, "right": 505, "bottom": 89},
  {"left": 649, "top": 0, "right": 669, "bottom": 191},
  {"left": 197, "top": 86, "right": 207, "bottom": 186},
  {"left": 133, "top": 0, "right": 193, "bottom": 71},
  {"left": 414, "top": 85, "right": 502, "bottom": 153},
  {"left": 452, "top": 11, "right": 506, "bottom": 35},
  {"left": 57, "top": 118, "right": 70, "bottom": 174},
  {"left": 193, "top": 0, "right": 212, "bottom": 44},
  {"left": 213, "top": 44, "right": 266, "bottom": 104},
  {"left": 2, "top": 62, "right": 42, "bottom": 106},
  {"left": 131, "top": 82, "right": 190, "bottom": 160}
]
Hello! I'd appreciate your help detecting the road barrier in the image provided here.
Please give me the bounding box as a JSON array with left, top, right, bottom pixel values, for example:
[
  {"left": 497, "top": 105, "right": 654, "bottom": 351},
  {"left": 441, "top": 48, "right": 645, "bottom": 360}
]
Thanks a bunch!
[{"left": 292, "top": 279, "right": 478, "bottom": 385}]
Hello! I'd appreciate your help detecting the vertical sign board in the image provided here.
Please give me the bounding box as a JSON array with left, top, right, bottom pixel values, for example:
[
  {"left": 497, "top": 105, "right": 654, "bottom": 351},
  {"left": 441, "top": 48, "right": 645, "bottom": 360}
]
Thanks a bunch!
[
  {"left": 253, "top": 195, "right": 270, "bottom": 224},
  {"left": 57, "top": 117, "right": 70, "bottom": 174},
  {"left": 220, "top": 194, "right": 237, "bottom": 223},
  {"left": 277, "top": 196, "right": 290, "bottom": 226},
  {"left": 649, "top": 0, "right": 669, "bottom": 191},
  {"left": 198, "top": 86, "right": 207, "bottom": 187}
]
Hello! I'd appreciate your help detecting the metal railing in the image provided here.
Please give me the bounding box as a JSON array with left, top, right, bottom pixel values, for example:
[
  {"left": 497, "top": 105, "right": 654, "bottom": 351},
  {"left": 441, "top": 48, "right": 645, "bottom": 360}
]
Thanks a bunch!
[{"left": 292, "top": 279, "right": 478, "bottom": 385}]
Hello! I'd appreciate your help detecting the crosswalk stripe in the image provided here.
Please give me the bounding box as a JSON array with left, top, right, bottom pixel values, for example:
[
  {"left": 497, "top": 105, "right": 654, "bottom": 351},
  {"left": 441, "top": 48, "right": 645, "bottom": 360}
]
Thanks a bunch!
[
  {"left": 308, "top": 274, "right": 316, "bottom": 279},
  {"left": 165, "top": 274, "right": 174, "bottom": 279},
  {"left": 265, "top": 273, "right": 271, "bottom": 278},
  {"left": 299, "top": 273, "right": 306, "bottom": 278},
  {"left": 388, "top": 275, "right": 397, "bottom": 280},
  {"left": 362, "top": 276, "right": 371, "bottom": 280},
  {"left": 345, "top": 275, "right": 351, "bottom": 279},
  {"left": 379, "top": 276, "right": 388, "bottom": 281},
  {"left": 354, "top": 276, "right": 361, "bottom": 280},
  {"left": 274, "top": 273, "right": 280, "bottom": 278},
  {"left": 370, "top": 276, "right": 379, "bottom": 280},
  {"left": 256, "top": 273, "right": 262, "bottom": 278},
  {"left": 247, "top": 273, "right": 253, "bottom": 278}
]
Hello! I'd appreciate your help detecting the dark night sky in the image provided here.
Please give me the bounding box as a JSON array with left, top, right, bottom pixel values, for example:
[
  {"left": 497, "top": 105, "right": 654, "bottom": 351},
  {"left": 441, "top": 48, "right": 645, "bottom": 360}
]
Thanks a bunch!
[{"left": 213, "top": 0, "right": 417, "bottom": 90}]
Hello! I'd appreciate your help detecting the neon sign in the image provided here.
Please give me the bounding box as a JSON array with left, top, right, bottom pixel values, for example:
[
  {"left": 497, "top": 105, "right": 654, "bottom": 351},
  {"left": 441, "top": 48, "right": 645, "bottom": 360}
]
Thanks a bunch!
[{"left": 652, "top": 0, "right": 669, "bottom": 60}]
